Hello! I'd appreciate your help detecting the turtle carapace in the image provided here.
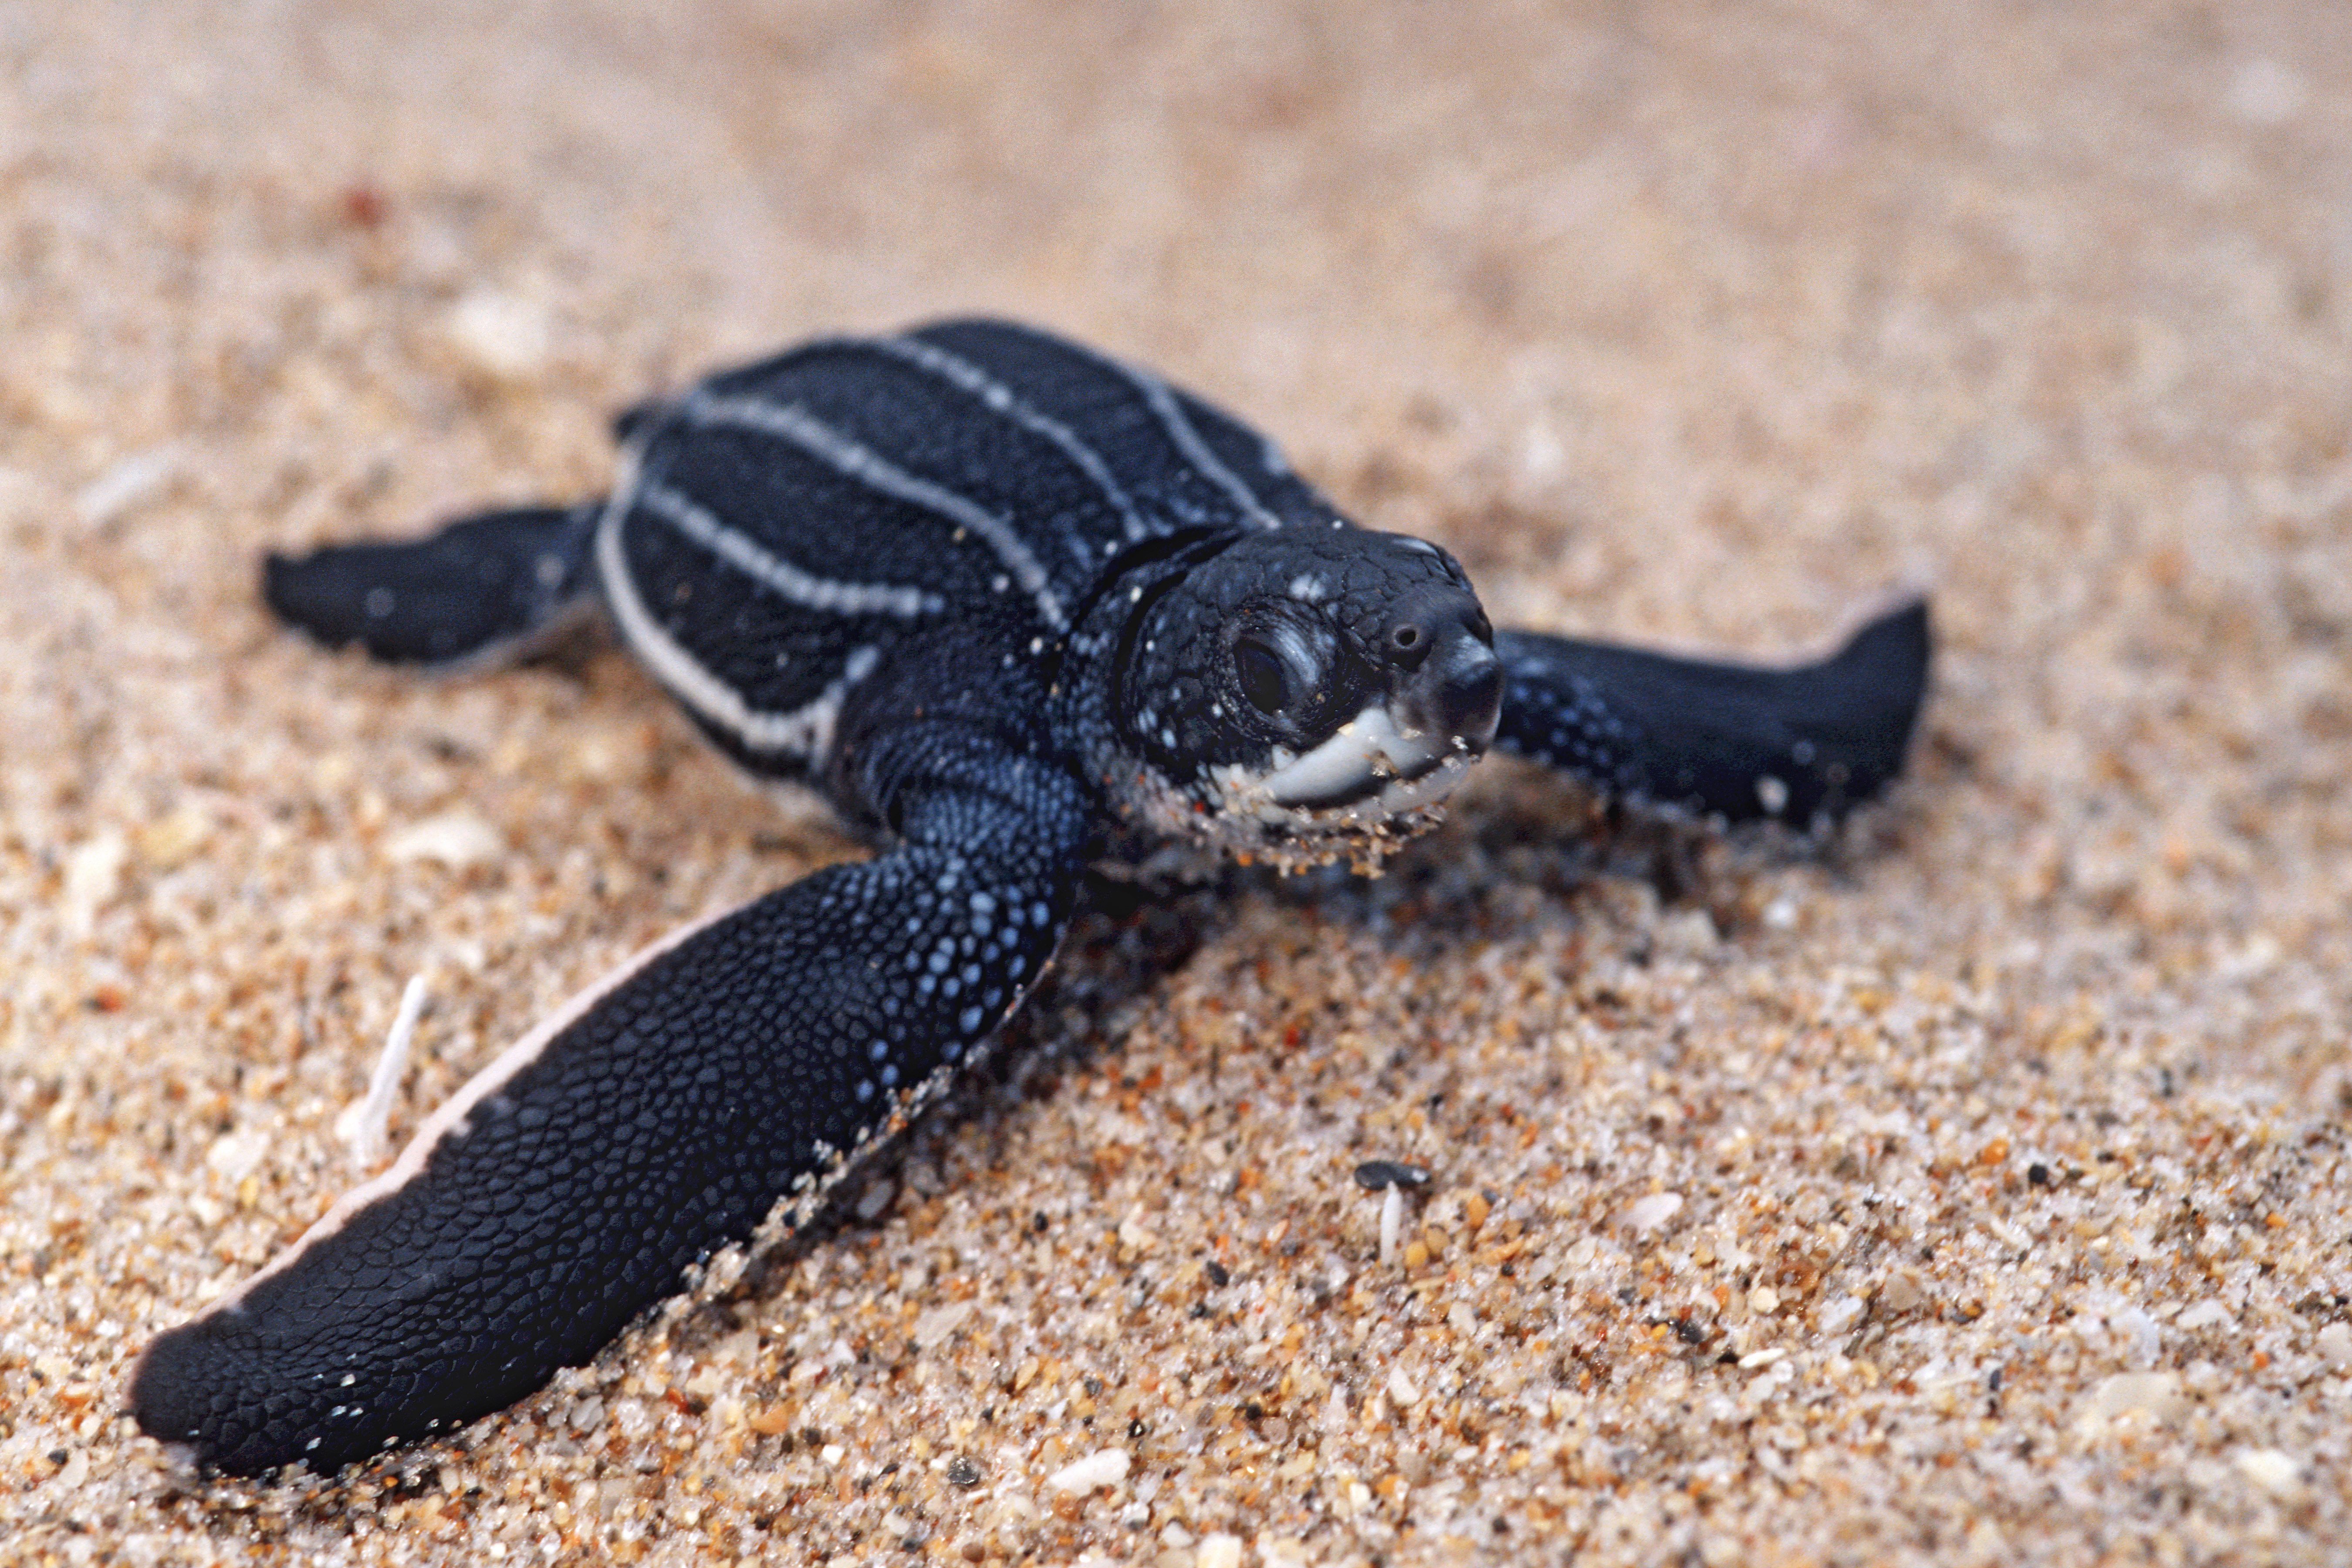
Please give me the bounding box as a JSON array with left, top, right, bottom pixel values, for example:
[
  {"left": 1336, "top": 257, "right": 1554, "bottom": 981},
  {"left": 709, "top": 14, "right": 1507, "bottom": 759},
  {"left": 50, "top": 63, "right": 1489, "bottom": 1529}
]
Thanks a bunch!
[{"left": 132, "top": 319, "right": 1930, "bottom": 1476}]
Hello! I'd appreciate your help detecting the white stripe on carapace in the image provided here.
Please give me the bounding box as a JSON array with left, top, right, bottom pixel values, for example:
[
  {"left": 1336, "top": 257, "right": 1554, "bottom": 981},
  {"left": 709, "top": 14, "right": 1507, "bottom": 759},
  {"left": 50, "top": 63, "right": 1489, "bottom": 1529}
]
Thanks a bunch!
[
  {"left": 687, "top": 392, "right": 1070, "bottom": 631},
  {"left": 597, "top": 478, "right": 880, "bottom": 761},
  {"left": 1091, "top": 352, "right": 1284, "bottom": 531},
  {"left": 862, "top": 334, "right": 1154, "bottom": 543},
  {"left": 636, "top": 480, "right": 939, "bottom": 620},
  {"left": 180, "top": 900, "right": 743, "bottom": 1322}
]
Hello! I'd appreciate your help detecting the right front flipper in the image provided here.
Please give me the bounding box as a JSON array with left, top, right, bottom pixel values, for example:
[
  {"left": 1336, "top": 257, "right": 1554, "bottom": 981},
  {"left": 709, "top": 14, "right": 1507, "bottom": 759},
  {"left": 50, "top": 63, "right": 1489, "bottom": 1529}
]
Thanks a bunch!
[{"left": 131, "top": 733, "right": 1088, "bottom": 1476}]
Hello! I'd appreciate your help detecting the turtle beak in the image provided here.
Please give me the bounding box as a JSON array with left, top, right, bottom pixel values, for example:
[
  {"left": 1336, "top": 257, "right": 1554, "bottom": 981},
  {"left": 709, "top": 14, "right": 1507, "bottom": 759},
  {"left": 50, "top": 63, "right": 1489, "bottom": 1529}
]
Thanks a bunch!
[
  {"left": 1255, "top": 582, "right": 1500, "bottom": 813},
  {"left": 1382, "top": 584, "right": 1502, "bottom": 758}
]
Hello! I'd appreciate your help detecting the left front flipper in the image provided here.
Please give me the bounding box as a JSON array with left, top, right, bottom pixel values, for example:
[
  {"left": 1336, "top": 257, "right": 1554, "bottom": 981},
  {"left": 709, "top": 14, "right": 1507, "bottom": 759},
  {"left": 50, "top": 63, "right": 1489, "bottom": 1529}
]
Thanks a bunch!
[
  {"left": 1494, "top": 598, "right": 1930, "bottom": 827},
  {"left": 131, "top": 730, "right": 1088, "bottom": 1477}
]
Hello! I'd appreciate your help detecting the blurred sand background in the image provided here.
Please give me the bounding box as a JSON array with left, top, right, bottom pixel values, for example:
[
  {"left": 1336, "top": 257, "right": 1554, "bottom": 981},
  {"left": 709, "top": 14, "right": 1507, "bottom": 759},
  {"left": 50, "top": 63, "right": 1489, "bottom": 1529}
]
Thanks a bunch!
[{"left": 3, "top": 1, "right": 2351, "bottom": 1563}]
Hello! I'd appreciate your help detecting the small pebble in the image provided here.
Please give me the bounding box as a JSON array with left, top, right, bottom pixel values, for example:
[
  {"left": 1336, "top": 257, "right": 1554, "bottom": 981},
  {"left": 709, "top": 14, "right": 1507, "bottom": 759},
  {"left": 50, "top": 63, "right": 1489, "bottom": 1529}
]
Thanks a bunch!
[
  {"left": 1622, "top": 1191, "right": 1684, "bottom": 1232},
  {"left": 912, "top": 1301, "right": 975, "bottom": 1349},
  {"left": 1817, "top": 1297, "right": 1865, "bottom": 1335},
  {"left": 446, "top": 290, "right": 551, "bottom": 379},
  {"left": 853, "top": 1178, "right": 896, "bottom": 1222},
  {"left": 1353, "top": 1159, "right": 1431, "bottom": 1190},
  {"left": 1195, "top": 1534, "right": 1243, "bottom": 1568},
  {"left": 2078, "top": 1372, "right": 2187, "bottom": 1428},
  {"left": 384, "top": 811, "right": 503, "bottom": 869},
  {"left": 2234, "top": 1447, "right": 2303, "bottom": 1499},
  {"left": 2176, "top": 1300, "right": 2232, "bottom": 1331}
]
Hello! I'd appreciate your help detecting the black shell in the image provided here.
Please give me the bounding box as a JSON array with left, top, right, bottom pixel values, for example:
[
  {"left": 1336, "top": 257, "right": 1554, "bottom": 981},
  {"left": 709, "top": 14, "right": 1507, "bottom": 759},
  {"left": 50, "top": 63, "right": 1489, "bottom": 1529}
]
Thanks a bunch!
[{"left": 597, "top": 320, "right": 1345, "bottom": 786}]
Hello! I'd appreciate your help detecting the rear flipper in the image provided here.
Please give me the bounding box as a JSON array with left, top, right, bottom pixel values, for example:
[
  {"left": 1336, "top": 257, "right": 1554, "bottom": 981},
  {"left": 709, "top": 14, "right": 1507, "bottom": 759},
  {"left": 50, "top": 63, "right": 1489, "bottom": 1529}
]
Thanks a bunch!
[
  {"left": 1494, "top": 598, "right": 1930, "bottom": 828},
  {"left": 262, "top": 504, "right": 601, "bottom": 668},
  {"left": 129, "top": 727, "right": 1088, "bottom": 1475}
]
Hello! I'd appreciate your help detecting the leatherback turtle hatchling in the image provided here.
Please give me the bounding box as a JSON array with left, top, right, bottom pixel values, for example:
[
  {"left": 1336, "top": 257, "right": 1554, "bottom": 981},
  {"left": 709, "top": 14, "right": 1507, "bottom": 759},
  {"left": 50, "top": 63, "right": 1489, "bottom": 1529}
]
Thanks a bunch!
[{"left": 132, "top": 319, "right": 1929, "bottom": 1476}]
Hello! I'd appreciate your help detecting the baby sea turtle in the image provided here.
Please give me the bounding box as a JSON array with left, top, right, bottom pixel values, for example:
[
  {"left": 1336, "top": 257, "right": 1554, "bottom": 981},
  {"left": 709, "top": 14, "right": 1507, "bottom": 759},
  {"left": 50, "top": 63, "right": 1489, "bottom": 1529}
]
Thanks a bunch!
[{"left": 131, "top": 320, "right": 1929, "bottom": 1475}]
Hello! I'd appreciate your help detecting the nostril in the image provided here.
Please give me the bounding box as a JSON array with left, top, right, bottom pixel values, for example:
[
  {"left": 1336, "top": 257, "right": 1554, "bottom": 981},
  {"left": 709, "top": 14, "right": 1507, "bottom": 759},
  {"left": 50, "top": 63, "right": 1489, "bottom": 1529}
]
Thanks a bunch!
[{"left": 1381, "top": 608, "right": 1443, "bottom": 672}]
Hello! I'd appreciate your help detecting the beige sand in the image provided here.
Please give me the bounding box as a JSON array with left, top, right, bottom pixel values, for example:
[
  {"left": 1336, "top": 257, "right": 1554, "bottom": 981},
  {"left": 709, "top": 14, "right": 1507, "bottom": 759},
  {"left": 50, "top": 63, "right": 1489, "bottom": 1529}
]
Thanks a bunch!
[{"left": 3, "top": 2, "right": 2349, "bottom": 1562}]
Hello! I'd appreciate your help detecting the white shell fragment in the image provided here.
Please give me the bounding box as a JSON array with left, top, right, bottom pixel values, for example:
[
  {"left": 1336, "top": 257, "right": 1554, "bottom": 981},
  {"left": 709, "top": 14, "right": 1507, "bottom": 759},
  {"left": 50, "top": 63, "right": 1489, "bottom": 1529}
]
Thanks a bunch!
[
  {"left": 62, "top": 831, "right": 128, "bottom": 939},
  {"left": 204, "top": 1128, "right": 270, "bottom": 1183},
  {"left": 385, "top": 811, "right": 504, "bottom": 869},
  {"left": 910, "top": 1301, "right": 974, "bottom": 1350},
  {"left": 1622, "top": 1191, "right": 1684, "bottom": 1232},
  {"left": 1046, "top": 1447, "right": 1131, "bottom": 1494},
  {"left": 446, "top": 290, "right": 552, "bottom": 380},
  {"left": 1194, "top": 1536, "right": 1244, "bottom": 1568},
  {"left": 2233, "top": 1447, "right": 2305, "bottom": 1500},
  {"left": 77, "top": 444, "right": 181, "bottom": 529},
  {"left": 2075, "top": 1371, "right": 2188, "bottom": 1431}
]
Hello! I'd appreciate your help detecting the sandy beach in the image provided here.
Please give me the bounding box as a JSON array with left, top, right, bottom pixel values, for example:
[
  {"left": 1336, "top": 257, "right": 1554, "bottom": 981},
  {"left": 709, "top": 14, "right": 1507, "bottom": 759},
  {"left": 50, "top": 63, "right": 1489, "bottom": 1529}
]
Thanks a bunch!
[{"left": 3, "top": 2, "right": 2349, "bottom": 1562}]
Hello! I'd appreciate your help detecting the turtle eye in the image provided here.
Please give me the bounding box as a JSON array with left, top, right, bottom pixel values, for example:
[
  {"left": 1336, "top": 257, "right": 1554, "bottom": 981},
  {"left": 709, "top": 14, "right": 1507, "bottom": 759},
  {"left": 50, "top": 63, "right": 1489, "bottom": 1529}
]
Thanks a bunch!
[{"left": 1234, "top": 634, "right": 1290, "bottom": 716}]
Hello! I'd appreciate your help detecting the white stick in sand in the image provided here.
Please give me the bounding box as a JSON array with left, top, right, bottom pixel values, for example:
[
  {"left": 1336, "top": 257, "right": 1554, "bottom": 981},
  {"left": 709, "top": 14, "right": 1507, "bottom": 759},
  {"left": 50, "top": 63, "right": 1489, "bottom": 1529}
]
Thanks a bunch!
[{"left": 332, "top": 975, "right": 426, "bottom": 1169}]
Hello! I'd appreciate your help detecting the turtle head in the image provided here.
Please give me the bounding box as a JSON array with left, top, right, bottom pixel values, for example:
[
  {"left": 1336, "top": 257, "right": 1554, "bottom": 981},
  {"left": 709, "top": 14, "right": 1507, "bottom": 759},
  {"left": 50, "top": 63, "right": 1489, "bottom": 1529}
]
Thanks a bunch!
[{"left": 1114, "top": 527, "right": 1501, "bottom": 870}]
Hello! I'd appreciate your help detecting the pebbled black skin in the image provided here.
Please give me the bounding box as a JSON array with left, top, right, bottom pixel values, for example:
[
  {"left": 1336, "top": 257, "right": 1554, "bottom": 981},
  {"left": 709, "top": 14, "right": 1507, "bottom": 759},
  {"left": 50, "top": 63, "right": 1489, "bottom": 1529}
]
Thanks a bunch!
[
  {"left": 135, "top": 727, "right": 1084, "bottom": 1477},
  {"left": 1495, "top": 601, "right": 1931, "bottom": 828},
  {"left": 141, "top": 320, "right": 1930, "bottom": 1476}
]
